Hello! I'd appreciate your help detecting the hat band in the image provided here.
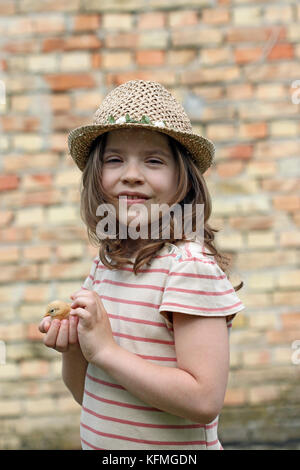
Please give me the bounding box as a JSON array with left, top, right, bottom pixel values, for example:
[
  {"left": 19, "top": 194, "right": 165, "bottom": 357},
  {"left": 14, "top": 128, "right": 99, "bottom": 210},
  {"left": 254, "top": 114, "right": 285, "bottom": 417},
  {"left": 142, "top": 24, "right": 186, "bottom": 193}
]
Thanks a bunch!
[{"left": 104, "top": 114, "right": 167, "bottom": 129}]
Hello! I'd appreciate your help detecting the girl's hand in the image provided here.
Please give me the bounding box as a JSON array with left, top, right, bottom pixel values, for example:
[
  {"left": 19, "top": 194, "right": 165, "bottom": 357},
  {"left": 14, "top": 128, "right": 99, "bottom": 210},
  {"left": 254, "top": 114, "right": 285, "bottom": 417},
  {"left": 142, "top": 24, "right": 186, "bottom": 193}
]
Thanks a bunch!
[
  {"left": 69, "top": 289, "right": 115, "bottom": 364},
  {"left": 38, "top": 315, "right": 80, "bottom": 353}
]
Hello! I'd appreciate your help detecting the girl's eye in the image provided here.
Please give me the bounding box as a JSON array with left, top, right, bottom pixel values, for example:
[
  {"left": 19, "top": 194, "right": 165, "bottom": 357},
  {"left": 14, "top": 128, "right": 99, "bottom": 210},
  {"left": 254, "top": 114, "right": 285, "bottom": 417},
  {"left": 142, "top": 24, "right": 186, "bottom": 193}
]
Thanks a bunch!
[
  {"left": 105, "top": 157, "right": 121, "bottom": 163},
  {"left": 148, "top": 159, "right": 163, "bottom": 164},
  {"left": 104, "top": 158, "right": 163, "bottom": 164}
]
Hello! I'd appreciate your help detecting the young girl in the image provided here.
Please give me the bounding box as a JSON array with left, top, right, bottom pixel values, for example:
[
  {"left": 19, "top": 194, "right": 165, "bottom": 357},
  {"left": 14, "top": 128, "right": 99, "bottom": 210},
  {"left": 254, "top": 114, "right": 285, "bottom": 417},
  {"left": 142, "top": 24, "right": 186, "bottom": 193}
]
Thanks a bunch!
[{"left": 39, "top": 80, "right": 245, "bottom": 450}]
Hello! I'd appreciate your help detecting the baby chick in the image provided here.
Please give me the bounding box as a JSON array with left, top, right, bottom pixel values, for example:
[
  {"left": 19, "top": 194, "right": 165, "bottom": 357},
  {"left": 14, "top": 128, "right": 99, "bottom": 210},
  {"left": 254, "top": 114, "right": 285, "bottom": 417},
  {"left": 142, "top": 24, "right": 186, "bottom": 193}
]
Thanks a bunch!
[{"left": 44, "top": 300, "right": 71, "bottom": 321}]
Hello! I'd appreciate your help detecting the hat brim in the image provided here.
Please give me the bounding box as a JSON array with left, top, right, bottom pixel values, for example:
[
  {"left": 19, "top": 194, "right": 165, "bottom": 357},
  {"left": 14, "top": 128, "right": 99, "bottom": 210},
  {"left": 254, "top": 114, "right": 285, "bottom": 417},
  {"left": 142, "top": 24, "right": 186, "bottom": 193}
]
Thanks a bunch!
[{"left": 68, "top": 123, "right": 215, "bottom": 174}]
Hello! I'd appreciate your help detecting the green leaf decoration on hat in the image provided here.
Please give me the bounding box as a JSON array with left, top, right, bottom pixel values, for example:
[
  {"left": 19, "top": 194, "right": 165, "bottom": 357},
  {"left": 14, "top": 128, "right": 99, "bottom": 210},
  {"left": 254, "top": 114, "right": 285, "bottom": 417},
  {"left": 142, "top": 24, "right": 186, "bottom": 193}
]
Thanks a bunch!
[
  {"left": 107, "top": 114, "right": 155, "bottom": 125},
  {"left": 141, "top": 115, "right": 151, "bottom": 124}
]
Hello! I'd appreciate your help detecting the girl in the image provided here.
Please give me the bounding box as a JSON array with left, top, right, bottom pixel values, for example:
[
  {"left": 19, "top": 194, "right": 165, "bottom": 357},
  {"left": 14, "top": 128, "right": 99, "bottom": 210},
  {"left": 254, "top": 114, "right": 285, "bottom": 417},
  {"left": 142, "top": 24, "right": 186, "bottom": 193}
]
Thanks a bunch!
[{"left": 39, "top": 80, "right": 245, "bottom": 450}]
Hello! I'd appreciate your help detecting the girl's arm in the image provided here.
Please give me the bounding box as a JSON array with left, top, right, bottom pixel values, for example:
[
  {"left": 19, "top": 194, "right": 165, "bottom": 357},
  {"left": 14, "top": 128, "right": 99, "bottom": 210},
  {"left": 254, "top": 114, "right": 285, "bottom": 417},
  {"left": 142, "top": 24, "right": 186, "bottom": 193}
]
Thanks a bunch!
[
  {"left": 94, "top": 313, "right": 229, "bottom": 423},
  {"left": 62, "top": 343, "right": 88, "bottom": 405},
  {"left": 40, "top": 316, "right": 88, "bottom": 405}
]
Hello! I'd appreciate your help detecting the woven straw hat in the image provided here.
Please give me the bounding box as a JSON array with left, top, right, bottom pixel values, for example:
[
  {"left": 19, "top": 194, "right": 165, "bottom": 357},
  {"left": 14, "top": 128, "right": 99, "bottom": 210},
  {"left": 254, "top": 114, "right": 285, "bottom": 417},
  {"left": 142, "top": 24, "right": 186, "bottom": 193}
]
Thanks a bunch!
[{"left": 68, "top": 80, "right": 215, "bottom": 174}]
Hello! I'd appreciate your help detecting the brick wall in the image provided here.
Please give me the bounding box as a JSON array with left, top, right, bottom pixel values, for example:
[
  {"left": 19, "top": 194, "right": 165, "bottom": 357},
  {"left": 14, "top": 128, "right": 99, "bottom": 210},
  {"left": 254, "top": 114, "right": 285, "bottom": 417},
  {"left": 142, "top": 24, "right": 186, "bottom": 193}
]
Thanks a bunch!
[{"left": 0, "top": 0, "right": 300, "bottom": 450}]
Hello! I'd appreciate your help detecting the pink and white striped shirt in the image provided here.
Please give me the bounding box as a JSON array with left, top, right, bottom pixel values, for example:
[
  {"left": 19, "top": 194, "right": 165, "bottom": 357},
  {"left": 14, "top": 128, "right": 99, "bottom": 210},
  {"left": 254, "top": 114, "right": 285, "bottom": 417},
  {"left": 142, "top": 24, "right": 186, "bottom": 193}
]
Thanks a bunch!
[{"left": 80, "top": 241, "right": 245, "bottom": 450}]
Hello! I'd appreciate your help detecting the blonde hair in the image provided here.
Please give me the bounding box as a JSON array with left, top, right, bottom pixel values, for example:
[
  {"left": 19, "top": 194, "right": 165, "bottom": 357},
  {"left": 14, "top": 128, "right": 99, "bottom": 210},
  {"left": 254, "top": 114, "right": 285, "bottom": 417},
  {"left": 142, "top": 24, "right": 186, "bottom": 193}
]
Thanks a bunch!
[{"left": 80, "top": 132, "right": 243, "bottom": 292}]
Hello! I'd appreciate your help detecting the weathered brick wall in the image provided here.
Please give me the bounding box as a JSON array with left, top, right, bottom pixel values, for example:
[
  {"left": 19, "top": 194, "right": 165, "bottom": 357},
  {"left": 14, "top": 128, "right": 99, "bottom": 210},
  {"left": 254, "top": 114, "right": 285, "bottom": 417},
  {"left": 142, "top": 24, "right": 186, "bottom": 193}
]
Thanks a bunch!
[{"left": 0, "top": 0, "right": 300, "bottom": 450}]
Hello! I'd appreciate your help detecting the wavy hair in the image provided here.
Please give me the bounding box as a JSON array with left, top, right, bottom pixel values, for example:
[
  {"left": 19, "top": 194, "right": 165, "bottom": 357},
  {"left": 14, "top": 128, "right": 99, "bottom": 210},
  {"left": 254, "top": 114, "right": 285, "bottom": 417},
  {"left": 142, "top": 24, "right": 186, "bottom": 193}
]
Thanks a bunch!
[{"left": 79, "top": 132, "right": 243, "bottom": 292}]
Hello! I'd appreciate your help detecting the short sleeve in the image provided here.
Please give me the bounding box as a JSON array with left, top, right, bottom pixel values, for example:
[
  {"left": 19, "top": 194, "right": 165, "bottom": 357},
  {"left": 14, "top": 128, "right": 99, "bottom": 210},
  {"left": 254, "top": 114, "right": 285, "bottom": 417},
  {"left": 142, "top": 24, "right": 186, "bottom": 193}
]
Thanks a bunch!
[
  {"left": 81, "top": 256, "right": 99, "bottom": 291},
  {"left": 159, "top": 253, "right": 245, "bottom": 324}
]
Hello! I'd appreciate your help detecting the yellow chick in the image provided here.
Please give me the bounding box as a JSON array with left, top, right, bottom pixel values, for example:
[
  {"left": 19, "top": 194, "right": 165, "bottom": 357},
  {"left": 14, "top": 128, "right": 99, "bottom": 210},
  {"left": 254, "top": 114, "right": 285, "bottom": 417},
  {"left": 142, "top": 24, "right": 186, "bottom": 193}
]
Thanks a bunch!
[{"left": 44, "top": 300, "right": 71, "bottom": 321}]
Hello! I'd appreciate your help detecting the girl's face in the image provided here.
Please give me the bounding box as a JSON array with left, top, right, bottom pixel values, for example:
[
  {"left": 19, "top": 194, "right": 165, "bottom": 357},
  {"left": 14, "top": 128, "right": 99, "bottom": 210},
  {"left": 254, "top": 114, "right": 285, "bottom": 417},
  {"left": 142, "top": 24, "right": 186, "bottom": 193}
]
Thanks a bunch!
[{"left": 101, "top": 128, "right": 178, "bottom": 228}]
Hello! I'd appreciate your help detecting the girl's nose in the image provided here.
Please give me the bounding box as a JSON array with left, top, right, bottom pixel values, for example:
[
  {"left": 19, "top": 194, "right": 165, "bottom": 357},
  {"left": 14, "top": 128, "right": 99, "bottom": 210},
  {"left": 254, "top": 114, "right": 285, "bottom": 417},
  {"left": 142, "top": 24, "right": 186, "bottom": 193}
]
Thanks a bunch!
[{"left": 120, "top": 163, "right": 145, "bottom": 184}]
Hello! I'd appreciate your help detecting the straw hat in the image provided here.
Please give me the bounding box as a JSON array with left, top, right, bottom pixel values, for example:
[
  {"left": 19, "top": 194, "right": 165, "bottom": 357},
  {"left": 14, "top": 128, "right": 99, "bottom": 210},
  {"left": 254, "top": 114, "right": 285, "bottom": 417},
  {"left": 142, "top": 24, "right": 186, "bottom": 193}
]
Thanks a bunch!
[{"left": 68, "top": 80, "right": 215, "bottom": 174}]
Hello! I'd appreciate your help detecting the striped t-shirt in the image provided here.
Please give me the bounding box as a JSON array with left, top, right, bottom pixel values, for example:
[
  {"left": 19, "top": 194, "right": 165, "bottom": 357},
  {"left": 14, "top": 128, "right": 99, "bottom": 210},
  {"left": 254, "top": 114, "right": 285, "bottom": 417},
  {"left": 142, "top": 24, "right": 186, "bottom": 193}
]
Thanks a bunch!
[{"left": 79, "top": 240, "right": 245, "bottom": 450}]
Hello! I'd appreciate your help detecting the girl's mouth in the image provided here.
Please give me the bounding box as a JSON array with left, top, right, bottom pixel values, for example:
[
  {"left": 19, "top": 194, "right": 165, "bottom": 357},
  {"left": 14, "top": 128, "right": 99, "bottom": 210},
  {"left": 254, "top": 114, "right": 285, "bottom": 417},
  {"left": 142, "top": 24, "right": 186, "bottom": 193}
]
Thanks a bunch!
[
  {"left": 118, "top": 196, "right": 150, "bottom": 205},
  {"left": 125, "top": 198, "right": 148, "bottom": 205}
]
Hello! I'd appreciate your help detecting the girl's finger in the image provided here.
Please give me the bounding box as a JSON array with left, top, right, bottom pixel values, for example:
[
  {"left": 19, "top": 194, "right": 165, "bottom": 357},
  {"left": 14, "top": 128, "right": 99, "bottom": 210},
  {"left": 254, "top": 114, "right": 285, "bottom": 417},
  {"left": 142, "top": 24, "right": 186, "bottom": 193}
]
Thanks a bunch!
[
  {"left": 70, "top": 289, "right": 89, "bottom": 300},
  {"left": 38, "top": 316, "right": 51, "bottom": 334},
  {"left": 70, "top": 307, "right": 91, "bottom": 328},
  {"left": 69, "top": 314, "right": 79, "bottom": 344},
  {"left": 55, "top": 319, "right": 69, "bottom": 352},
  {"left": 70, "top": 297, "right": 90, "bottom": 309},
  {"left": 43, "top": 320, "right": 61, "bottom": 348}
]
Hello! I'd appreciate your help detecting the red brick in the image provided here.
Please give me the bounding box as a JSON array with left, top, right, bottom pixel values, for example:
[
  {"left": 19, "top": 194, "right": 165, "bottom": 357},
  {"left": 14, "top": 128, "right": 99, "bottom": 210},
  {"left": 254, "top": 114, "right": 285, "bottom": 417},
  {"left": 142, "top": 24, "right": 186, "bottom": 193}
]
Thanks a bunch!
[
  {"left": 102, "top": 52, "right": 132, "bottom": 70},
  {"left": 234, "top": 47, "right": 262, "bottom": 64},
  {"left": 172, "top": 28, "right": 222, "bottom": 48},
  {"left": 267, "top": 43, "right": 294, "bottom": 60},
  {"left": 20, "top": 360, "right": 50, "bottom": 378},
  {"left": 261, "top": 178, "right": 300, "bottom": 193},
  {"left": 23, "top": 245, "right": 52, "bottom": 261},
  {"left": 226, "top": 26, "right": 286, "bottom": 43},
  {"left": 73, "top": 14, "right": 101, "bottom": 31},
  {"left": 22, "top": 0, "right": 81, "bottom": 13},
  {"left": 0, "top": 59, "right": 7, "bottom": 71},
  {"left": 91, "top": 53, "right": 102, "bottom": 68},
  {"left": 52, "top": 114, "right": 87, "bottom": 131},
  {"left": 229, "top": 216, "right": 274, "bottom": 231},
  {"left": 42, "top": 38, "right": 65, "bottom": 52},
  {"left": 38, "top": 226, "right": 86, "bottom": 242},
  {"left": 167, "top": 49, "right": 196, "bottom": 65},
  {"left": 224, "top": 388, "right": 247, "bottom": 406},
  {"left": 280, "top": 232, "right": 300, "bottom": 247},
  {"left": 44, "top": 73, "right": 95, "bottom": 91},
  {"left": 105, "top": 32, "right": 139, "bottom": 49},
  {"left": 23, "top": 190, "right": 62, "bottom": 207},
  {"left": 0, "top": 323, "right": 26, "bottom": 341},
  {"left": 168, "top": 11, "right": 198, "bottom": 28},
  {"left": 0, "top": 175, "right": 19, "bottom": 192},
  {"left": 31, "top": 16, "right": 65, "bottom": 34},
  {"left": 202, "top": 8, "right": 230, "bottom": 24},
  {"left": 3, "top": 40, "right": 38, "bottom": 54},
  {"left": 23, "top": 174, "right": 52, "bottom": 188},
  {"left": 267, "top": 329, "right": 300, "bottom": 344},
  {"left": 273, "top": 195, "right": 300, "bottom": 212},
  {"left": 50, "top": 94, "right": 71, "bottom": 112},
  {"left": 0, "top": 2, "right": 16, "bottom": 14},
  {"left": 0, "top": 265, "right": 39, "bottom": 283},
  {"left": 281, "top": 312, "right": 300, "bottom": 330},
  {"left": 50, "top": 133, "right": 70, "bottom": 152},
  {"left": 239, "top": 122, "right": 268, "bottom": 139},
  {"left": 0, "top": 116, "right": 40, "bottom": 132},
  {"left": 223, "top": 144, "right": 253, "bottom": 160},
  {"left": 106, "top": 70, "right": 176, "bottom": 87},
  {"left": 6, "top": 17, "right": 33, "bottom": 36},
  {"left": 136, "top": 50, "right": 165, "bottom": 66},
  {"left": 216, "top": 161, "right": 245, "bottom": 178},
  {"left": 180, "top": 66, "right": 239, "bottom": 85},
  {"left": 138, "top": 12, "right": 166, "bottom": 29},
  {"left": 0, "top": 211, "right": 13, "bottom": 227},
  {"left": 0, "top": 227, "right": 33, "bottom": 243},
  {"left": 247, "top": 161, "right": 276, "bottom": 177},
  {"left": 63, "top": 35, "right": 102, "bottom": 51},
  {"left": 226, "top": 83, "right": 254, "bottom": 99}
]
